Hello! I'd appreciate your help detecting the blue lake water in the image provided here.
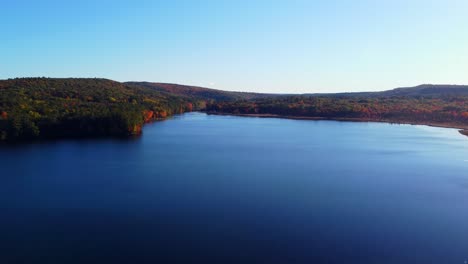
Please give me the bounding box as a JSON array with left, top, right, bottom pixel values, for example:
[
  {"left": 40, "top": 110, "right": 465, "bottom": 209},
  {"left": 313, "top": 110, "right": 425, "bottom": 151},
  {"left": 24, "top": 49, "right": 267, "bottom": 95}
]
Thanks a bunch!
[{"left": 1, "top": 112, "right": 468, "bottom": 263}]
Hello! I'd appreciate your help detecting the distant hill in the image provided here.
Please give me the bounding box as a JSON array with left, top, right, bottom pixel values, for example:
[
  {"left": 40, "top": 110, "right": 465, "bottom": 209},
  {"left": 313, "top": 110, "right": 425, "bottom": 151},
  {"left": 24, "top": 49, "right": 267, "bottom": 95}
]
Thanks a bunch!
[
  {"left": 206, "top": 84, "right": 468, "bottom": 133},
  {"left": 378, "top": 84, "right": 468, "bottom": 97},
  {"left": 126, "top": 82, "right": 276, "bottom": 101},
  {"left": 2, "top": 78, "right": 468, "bottom": 142},
  {"left": 312, "top": 84, "right": 468, "bottom": 98}
]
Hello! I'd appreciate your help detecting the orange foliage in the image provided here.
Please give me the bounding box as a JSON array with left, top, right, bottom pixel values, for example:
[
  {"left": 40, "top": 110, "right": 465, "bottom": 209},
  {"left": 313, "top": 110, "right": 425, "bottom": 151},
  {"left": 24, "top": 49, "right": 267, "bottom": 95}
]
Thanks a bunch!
[
  {"left": 159, "top": 110, "right": 167, "bottom": 118},
  {"left": 143, "top": 110, "right": 154, "bottom": 123},
  {"left": 128, "top": 125, "right": 142, "bottom": 135}
]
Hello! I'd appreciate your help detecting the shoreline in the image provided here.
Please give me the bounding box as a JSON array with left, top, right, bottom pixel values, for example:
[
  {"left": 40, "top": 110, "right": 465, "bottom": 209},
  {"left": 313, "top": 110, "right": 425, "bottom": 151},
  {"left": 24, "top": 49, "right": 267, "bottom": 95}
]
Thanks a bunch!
[
  {"left": 206, "top": 112, "right": 468, "bottom": 137},
  {"left": 0, "top": 115, "right": 178, "bottom": 146},
  {"left": 2, "top": 112, "right": 467, "bottom": 145}
]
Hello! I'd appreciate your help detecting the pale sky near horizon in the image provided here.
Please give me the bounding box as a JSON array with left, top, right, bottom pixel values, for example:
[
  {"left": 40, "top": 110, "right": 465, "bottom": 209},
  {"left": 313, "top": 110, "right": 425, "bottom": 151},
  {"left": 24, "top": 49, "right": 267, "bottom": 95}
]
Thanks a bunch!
[{"left": 1, "top": 0, "right": 468, "bottom": 93}]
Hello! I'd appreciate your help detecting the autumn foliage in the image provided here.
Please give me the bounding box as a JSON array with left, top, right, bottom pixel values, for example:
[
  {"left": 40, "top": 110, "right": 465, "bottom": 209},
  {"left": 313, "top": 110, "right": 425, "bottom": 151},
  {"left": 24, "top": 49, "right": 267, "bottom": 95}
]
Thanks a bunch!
[
  {"left": 206, "top": 95, "right": 468, "bottom": 128},
  {"left": 2, "top": 77, "right": 468, "bottom": 142},
  {"left": 0, "top": 78, "right": 198, "bottom": 141},
  {"left": 143, "top": 110, "right": 154, "bottom": 123}
]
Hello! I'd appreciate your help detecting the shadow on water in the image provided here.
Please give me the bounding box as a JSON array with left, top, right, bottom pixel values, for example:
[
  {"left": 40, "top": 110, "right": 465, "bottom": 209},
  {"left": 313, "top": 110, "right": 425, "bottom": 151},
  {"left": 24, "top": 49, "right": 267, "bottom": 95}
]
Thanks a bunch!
[
  {"left": 1, "top": 112, "right": 468, "bottom": 264},
  {"left": 0, "top": 135, "right": 142, "bottom": 149}
]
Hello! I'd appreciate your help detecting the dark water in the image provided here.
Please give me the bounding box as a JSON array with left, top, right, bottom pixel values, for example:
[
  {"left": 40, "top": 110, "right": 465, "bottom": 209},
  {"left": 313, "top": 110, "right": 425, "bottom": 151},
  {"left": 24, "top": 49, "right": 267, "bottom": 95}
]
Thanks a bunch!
[{"left": 1, "top": 112, "right": 468, "bottom": 264}]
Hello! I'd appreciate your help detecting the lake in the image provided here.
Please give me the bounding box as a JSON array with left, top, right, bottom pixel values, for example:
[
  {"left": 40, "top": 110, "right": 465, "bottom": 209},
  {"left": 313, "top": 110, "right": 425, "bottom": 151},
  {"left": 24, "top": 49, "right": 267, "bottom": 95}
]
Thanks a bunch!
[{"left": 1, "top": 112, "right": 468, "bottom": 264}]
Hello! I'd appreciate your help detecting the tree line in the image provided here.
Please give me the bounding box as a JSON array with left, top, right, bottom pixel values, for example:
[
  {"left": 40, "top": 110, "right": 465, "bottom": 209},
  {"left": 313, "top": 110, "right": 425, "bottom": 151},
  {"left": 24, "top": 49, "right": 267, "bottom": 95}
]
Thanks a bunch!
[
  {"left": 206, "top": 95, "right": 468, "bottom": 127},
  {"left": 0, "top": 78, "right": 198, "bottom": 142}
]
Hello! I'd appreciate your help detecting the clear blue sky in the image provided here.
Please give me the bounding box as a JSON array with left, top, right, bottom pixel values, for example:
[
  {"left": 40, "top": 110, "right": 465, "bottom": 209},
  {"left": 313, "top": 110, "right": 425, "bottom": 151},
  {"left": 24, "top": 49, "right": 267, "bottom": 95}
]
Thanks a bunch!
[{"left": 1, "top": 0, "right": 467, "bottom": 93}]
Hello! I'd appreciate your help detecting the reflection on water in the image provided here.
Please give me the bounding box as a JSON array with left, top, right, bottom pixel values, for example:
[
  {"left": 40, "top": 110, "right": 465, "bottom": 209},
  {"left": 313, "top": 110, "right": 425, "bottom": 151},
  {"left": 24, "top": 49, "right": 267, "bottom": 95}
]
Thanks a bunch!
[{"left": 1, "top": 112, "right": 468, "bottom": 264}]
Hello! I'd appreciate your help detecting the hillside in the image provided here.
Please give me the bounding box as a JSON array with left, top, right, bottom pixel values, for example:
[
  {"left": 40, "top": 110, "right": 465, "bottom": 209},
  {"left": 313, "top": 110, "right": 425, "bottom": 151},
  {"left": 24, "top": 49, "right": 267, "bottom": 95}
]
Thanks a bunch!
[
  {"left": 0, "top": 78, "right": 195, "bottom": 141},
  {"left": 126, "top": 82, "right": 276, "bottom": 101},
  {"left": 378, "top": 84, "right": 468, "bottom": 97},
  {"left": 2, "top": 78, "right": 468, "bottom": 142},
  {"left": 207, "top": 87, "right": 468, "bottom": 134},
  {"left": 311, "top": 84, "right": 468, "bottom": 98}
]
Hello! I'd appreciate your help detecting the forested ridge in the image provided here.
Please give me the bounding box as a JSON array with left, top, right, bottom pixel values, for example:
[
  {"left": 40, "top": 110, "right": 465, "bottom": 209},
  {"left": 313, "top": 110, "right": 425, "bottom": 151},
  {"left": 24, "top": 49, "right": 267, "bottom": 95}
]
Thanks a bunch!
[
  {"left": 125, "top": 82, "right": 274, "bottom": 101},
  {"left": 206, "top": 91, "right": 468, "bottom": 133},
  {"left": 2, "top": 78, "right": 468, "bottom": 142},
  {"left": 0, "top": 78, "right": 199, "bottom": 142}
]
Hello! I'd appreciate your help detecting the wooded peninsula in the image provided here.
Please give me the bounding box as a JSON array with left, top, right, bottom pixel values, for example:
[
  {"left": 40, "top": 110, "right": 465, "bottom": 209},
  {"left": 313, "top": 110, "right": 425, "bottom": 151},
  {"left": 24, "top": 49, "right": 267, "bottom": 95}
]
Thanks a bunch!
[{"left": 1, "top": 78, "right": 468, "bottom": 142}]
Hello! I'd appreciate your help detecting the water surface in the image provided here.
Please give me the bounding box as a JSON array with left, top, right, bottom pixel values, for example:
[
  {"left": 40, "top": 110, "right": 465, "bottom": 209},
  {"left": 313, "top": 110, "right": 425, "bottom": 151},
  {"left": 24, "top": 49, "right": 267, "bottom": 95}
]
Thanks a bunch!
[{"left": 1, "top": 112, "right": 468, "bottom": 263}]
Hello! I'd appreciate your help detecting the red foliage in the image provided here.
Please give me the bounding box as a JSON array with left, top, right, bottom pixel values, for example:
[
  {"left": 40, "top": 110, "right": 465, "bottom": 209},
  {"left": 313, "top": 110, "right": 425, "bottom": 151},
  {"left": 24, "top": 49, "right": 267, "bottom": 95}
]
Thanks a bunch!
[{"left": 0, "top": 111, "right": 7, "bottom": 119}]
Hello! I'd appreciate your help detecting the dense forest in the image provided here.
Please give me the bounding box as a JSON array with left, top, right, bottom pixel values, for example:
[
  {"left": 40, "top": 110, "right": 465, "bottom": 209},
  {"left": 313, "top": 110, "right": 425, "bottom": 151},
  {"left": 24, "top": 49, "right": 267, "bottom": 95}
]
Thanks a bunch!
[
  {"left": 206, "top": 92, "right": 468, "bottom": 133},
  {"left": 2, "top": 79, "right": 468, "bottom": 142},
  {"left": 125, "top": 82, "right": 274, "bottom": 102},
  {"left": 0, "top": 78, "right": 200, "bottom": 142}
]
